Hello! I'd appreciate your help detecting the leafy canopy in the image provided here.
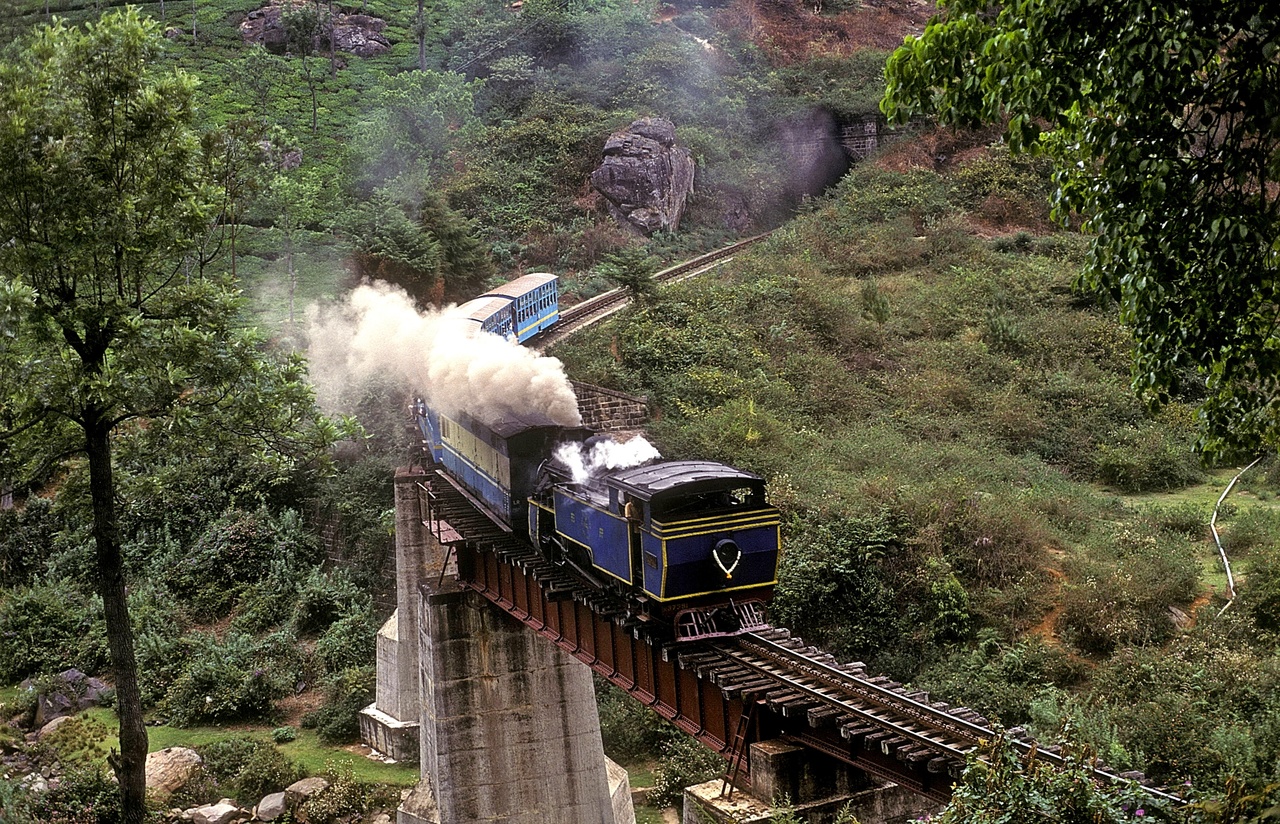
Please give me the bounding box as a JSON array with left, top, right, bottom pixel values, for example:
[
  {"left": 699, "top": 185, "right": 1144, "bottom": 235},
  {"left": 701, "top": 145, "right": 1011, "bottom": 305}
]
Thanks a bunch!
[
  {"left": 882, "top": 2, "right": 1280, "bottom": 457},
  {"left": 0, "top": 8, "right": 342, "bottom": 491}
]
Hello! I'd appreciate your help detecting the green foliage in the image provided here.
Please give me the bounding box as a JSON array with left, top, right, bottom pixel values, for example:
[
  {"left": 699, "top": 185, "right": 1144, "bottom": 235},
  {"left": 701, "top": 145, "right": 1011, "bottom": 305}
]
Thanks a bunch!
[
  {"left": 197, "top": 735, "right": 303, "bottom": 804},
  {"left": 649, "top": 736, "right": 724, "bottom": 812},
  {"left": 596, "top": 677, "right": 678, "bottom": 762},
  {"left": 917, "top": 633, "right": 1082, "bottom": 727},
  {"left": 351, "top": 69, "right": 484, "bottom": 194},
  {"left": 161, "top": 631, "right": 292, "bottom": 726},
  {"left": 0, "top": 498, "right": 58, "bottom": 588},
  {"left": 0, "top": 583, "right": 108, "bottom": 682},
  {"left": 40, "top": 765, "right": 125, "bottom": 824},
  {"left": 234, "top": 743, "right": 305, "bottom": 802},
  {"left": 315, "top": 606, "right": 378, "bottom": 674},
  {"left": 164, "top": 508, "right": 302, "bottom": 620},
  {"left": 934, "top": 734, "right": 1159, "bottom": 823},
  {"left": 302, "top": 666, "right": 375, "bottom": 745},
  {"left": 1095, "top": 417, "right": 1204, "bottom": 493},
  {"left": 599, "top": 247, "right": 658, "bottom": 303},
  {"left": 770, "top": 512, "right": 910, "bottom": 666},
  {"left": 291, "top": 567, "right": 371, "bottom": 637},
  {"left": 297, "top": 761, "right": 400, "bottom": 823},
  {"left": 341, "top": 187, "right": 493, "bottom": 304},
  {"left": 884, "top": 1, "right": 1280, "bottom": 458},
  {"left": 272, "top": 726, "right": 298, "bottom": 744},
  {"left": 1060, "top": 528, "right": 1200, "bottom": 655}
]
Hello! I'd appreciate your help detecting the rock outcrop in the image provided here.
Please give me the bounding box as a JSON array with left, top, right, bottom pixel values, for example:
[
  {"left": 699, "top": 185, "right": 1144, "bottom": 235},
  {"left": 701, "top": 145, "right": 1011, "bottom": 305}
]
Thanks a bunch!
[
  {"left": 591, "top": 118, "right": 695, "bottom": 235},
  {"left": 240, "top": 1, "right": 390, "bottom": 58}
]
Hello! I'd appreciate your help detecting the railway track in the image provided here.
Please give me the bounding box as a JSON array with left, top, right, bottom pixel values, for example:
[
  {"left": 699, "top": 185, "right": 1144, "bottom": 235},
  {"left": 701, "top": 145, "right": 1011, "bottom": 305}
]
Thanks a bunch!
[
  {"left": 425, "top": 456, "right": 1185, "bottom": 809},
  {"left": 529, "top": 233, "right": 771, "bottom": 351},
  {"left": 676, "top": 626, "right": 1185, "bottom": 805}
]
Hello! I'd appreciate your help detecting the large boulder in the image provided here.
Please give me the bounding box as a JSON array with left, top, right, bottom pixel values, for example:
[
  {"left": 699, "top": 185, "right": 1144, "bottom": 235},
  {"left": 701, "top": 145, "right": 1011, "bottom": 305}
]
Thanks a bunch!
[
  {"left": 240, "top": 2, "right": 390, "bottom": 58},
  {"left": 254, "top": 791, "right": 288, "bottom": 822},
  {"left": 284, "top": 775, "right": 330, "bottom": 807},
  {"left": 189, "top": 802, "right": 243, "bottom": 824},
  {"left": 21, "top": 669, "right": 111, "bottom": 726},
  {"left": 145, "top": 747, "right": 203, "bottom": 799},
  {"left": 591, "top": 118, "right": 695, "bottom": 235}
]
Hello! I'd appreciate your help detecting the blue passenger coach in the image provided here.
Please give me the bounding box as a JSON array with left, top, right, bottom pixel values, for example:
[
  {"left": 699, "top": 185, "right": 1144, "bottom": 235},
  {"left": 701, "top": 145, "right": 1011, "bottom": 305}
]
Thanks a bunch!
[
  {"left": 481, "top": 273, "right": 559, "bottom": 342},
  {"left": 453, "top": 273, "right": 559, "bottom": 342}
]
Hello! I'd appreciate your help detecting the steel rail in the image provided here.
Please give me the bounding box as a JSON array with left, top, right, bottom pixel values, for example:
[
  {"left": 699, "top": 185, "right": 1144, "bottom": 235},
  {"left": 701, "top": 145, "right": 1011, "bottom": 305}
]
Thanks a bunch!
[
  {"left": 734, "top": 631, "right": 1188, "bottom": 807},
  {"left": 529, "top": 233, "right": 771, "bottom": 350}
]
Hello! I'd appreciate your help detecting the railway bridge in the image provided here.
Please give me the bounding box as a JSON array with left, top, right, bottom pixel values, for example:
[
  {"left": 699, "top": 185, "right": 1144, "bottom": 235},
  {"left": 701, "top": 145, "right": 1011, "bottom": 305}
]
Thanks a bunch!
[{"left": 359, "top": 242, "right": 1177, "bottom": 823}]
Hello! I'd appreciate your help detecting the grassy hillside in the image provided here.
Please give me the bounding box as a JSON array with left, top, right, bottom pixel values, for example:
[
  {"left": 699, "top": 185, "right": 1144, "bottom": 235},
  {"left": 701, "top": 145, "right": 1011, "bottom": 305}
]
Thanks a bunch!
[
  {"left": 8, "top": 0, "right": 1280, "bottom": 814},
  {"left": 555, "top": 146, "right": 1280, "bottom": 791}
]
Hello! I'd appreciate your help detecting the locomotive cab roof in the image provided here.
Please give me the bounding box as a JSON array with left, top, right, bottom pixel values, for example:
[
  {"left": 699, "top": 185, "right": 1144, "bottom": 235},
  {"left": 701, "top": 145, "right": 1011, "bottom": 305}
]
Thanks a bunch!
[{"left": 607, "top": 460, "right": 765, "bottom": 503}]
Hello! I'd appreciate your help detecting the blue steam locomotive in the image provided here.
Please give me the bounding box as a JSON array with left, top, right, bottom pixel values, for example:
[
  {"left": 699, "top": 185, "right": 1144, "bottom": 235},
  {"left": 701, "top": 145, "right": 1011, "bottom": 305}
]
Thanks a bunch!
[{"left": 417, "top": 274, "right": 780, "bottom": 640}]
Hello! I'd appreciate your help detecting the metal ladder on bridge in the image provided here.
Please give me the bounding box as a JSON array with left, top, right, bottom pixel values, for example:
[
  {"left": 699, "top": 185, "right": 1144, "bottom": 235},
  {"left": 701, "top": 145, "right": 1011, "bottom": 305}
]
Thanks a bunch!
[{"left": 720, "top": 699, "right": 759, "bottom": 800}]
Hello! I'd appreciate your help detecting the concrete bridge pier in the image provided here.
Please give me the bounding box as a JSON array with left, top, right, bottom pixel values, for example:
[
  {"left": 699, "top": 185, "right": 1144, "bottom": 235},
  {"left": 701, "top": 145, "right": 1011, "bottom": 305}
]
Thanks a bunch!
[
  {"left": 684, "top": 740, "right": 939, "bottom": 824},
  {"left": 399, "top": 581, "right": 624, "bottom": 824},
  {"left": 369, "top": 467, "right": 629, "bottom": 824},
  {"left": 360, "top": 467, "right": 431, "bottom": 762}
]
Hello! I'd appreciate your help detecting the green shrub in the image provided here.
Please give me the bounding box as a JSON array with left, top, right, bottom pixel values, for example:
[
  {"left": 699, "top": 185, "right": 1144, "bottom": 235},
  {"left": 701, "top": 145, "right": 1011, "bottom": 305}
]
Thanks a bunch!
[
  {"left": 596, "top": 678, "right": 677, "bottom": 762},
  {"left": 771, "top": 512, "right": 908, "bottom": 665},
  {"left": 1094, "top": 422, "right": 1201, "bottom": 493},
  {"left": 649, "top": 737, "right": 724, "bottom": 812},
  {"left": 303, "top": 666, "right": 375, "bottom": 745},
  {"left": 916, "top": 633, "right": 1083, "bottom": 727},
  {"left": 272, "top": 726, "right": 298, "bottom": 744},
  {"left": 163, "top": 508, "right": 319, "bottom": 621},
  {"left": 200, "top": 737, "right": 267, "bottom": 784},
  {"left": 1141, "top": 502, "right": 1210, "bottom": 539},
  {"left": 1219, "top": 507, "right": 1280, "bottom": 558},
  {"left": 235, "top": 743, "right": 304, "bottom": 801},
  {"left": 41, "top": 765, "right": 123, "bottom": 824},
  {"left": 0, "top": 582, "right": 109, "bottom": 682},
  {"left": 1243, "top": 545, "right": 1280, "bottom": 633},
  {"left": 1059, "top": 530, "right": 1199, "bottom": 655},
  {"left": 291, "top": 568, "right": 370, "bottom": 636},
  {"left": 0, "top": 497, "right": 57, "bottom": 588},
  {"left": 297, "top": 762, "right": 399, "bottom": 823},
  {"left": 315, "top": 607, "right": 378, "bottom": 674},
  {"left": 161, "top": 632, "right": 290, "bottom": 726}
]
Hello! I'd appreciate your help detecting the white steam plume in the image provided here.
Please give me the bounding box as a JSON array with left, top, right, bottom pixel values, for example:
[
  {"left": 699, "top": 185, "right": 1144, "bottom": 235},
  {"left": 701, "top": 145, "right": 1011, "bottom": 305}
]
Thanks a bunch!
[
  {"left": 555, "top": 436, "right": 661, "bottom": 484},
  {"left": 307, "top": 281, "right": 581, "bottom": 427}
]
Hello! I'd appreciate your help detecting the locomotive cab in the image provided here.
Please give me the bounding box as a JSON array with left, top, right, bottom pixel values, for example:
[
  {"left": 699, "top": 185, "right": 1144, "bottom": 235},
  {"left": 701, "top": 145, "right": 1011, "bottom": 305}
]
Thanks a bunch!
[{"left": 549, "top": 460, "right": 780, "bottom": 610}]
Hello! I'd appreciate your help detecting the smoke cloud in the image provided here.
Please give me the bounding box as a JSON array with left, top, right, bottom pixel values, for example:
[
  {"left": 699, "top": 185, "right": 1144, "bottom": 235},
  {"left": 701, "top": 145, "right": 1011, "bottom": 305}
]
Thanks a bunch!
[
  {"left": 555, "top": 435, "right": 661, "bottom": 485},
  {"left": 307, "top": 281, "right": 582, "bottom": 427}
]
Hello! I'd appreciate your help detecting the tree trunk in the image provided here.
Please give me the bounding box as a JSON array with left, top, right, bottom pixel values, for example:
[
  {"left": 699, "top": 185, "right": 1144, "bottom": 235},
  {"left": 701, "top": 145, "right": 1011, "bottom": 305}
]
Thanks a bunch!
[
  {"left": 329, "top": 0, "right": 337, "bottom": 78},
  {"left": 417, "top": 0, "right": 426, "bottom": 71},
  {"left": 85, "top": 412, "right": 148, "bottom": 824},
  {"left": 287, "top": 241, "right": 296, "bottom": 327}
]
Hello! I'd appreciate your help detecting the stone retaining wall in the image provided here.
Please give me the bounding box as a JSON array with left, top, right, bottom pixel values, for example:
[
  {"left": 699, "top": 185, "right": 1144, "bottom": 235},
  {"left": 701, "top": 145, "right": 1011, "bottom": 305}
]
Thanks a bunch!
[{"left": 572, "top": 381, "right": 648, "bottom": 432}]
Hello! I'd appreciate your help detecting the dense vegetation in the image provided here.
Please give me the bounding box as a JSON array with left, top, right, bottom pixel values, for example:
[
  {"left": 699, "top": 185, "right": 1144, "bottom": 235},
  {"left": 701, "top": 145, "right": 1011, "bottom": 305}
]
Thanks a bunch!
[
  {"left": 561, "top": 153, "right": 1280, "bottom": 815},
  {"left": 2, "top": 0, "right": 1279, "bottom": 821}
]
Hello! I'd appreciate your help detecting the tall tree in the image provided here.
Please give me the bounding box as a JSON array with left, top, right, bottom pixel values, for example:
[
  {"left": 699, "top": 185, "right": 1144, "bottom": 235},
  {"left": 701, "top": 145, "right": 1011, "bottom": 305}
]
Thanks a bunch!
[
  {"left": 0, "top": 11, "right": 341, "bottom": 822},
  {"left": 882, "top": 3, "right": 1280, "bottom": 457}
]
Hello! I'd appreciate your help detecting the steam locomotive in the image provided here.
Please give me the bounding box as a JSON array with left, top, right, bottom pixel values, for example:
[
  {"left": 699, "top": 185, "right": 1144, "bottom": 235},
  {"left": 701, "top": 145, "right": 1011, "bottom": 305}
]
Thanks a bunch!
[{"left": 416, "top": 275, "right": 780, "bottom": 641}]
